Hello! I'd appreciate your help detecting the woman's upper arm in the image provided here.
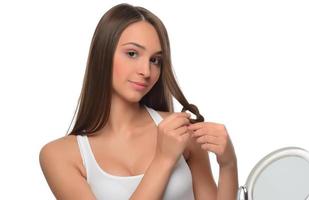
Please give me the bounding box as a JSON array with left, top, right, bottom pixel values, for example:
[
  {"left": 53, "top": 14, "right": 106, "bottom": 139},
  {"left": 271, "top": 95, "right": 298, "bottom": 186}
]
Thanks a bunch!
[
  {"left": 39, "top": 140, "right": 96, "bottom": 200},
  {"left": 186, "top": 137, "right": 218, "bottom": 200}
]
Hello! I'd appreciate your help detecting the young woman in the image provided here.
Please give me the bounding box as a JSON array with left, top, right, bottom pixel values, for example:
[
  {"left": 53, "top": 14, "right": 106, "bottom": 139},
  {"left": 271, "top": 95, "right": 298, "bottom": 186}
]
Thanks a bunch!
[{"left": 39, "top": 3, "right": 238, "bottom": 200}]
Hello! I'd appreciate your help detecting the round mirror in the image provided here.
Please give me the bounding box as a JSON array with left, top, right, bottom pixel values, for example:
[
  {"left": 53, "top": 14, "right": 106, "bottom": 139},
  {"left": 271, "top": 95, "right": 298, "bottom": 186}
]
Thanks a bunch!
[{"left": 238, "top": 147, "right": 309, "bottom": 200}]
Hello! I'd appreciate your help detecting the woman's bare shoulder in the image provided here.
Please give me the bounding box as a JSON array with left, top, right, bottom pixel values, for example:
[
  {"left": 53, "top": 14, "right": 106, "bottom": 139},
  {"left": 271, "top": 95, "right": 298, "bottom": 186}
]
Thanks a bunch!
[
  {"left": 40, "top": 135, "right": 77, "bottom": 154},
  {"left": 39, "top": 135, "right": 95, "bottom": 199},
  {"left": 39, "top": 134, "right": 85, "bottom": 175}
]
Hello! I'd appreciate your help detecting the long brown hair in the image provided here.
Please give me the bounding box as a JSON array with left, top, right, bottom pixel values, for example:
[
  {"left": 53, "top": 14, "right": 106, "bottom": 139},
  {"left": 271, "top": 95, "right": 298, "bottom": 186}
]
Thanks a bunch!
[{"left": 67, "top": 3, "right": 204, "bottom": 136}]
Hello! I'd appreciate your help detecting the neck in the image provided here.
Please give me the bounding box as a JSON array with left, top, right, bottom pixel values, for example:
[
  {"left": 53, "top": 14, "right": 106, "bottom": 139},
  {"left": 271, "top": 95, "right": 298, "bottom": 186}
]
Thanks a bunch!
[{"left": 104, "top": 94, "right": 147, "bottom": 138}]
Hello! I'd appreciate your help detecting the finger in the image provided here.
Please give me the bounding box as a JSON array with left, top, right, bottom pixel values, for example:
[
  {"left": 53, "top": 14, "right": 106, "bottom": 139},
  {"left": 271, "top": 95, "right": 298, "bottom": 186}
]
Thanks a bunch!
[
  {"left": 191, "top": 128, "right": 219, "bottom": 138},
  {"left": 187, "top": 129, "right": 194, "bottom": 135},
  {"left": 180, "top": 132, "right": 190, "bottom": 140},
  {"left": 196, "top": 135, "right": 219, "bottom": 145},
  {"left": 201, "top": 143, "right": 221, "bottom": 153},
  {"left": 187, "top": 122, "right": 204, "bottom": 131},
  {"left": 192, "top": 128, "right": 224, "bottom": 138},
  {"left": 171, "top": 125, "right": 189, "bottom": 136},
  {"left": 188, "top": 122, "right": 221, "bottom": 131},
  {"left": 181, "top": 111, "right": 191, "bottom": 118},
  {"left": 170, "top": 112, "right": 191, "bottom": 121},
  {"left": 163, "top": 112, "right": 190, "bottom": 125},
  {"left": 169, "top": 117, "right": 190, "bottom": 130},
  {"left": 191, "top": 128, "right": 205, "bottom": 138}
]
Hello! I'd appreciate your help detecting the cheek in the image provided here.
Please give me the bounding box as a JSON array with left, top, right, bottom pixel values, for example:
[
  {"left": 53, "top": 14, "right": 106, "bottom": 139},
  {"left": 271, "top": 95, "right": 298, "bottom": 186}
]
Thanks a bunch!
[
  {"left": 147, "top": 69, "right": 160, "bottom": 90},
  {"left": 113, "top": 63, "right": 121, "bottom": 80},
  {"left": 113, "top": 54, "right": 129, "bottom": 81},
  {"left": 152, "top": 68, "right": 161, "bottom": 83}
]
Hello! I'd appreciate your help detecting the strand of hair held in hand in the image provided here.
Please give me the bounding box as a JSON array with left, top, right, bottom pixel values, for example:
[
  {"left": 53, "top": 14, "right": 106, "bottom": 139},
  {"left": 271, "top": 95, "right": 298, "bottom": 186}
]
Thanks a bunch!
[{"left": 181, "top": 103, "right": 204, "bottom": 124}]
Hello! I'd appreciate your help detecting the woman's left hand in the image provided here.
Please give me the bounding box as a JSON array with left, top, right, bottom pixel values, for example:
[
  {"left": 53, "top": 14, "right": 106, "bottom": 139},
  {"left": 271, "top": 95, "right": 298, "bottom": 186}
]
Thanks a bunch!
[{"left": 188, "top": 122, "right": 237, "bottom": 168}]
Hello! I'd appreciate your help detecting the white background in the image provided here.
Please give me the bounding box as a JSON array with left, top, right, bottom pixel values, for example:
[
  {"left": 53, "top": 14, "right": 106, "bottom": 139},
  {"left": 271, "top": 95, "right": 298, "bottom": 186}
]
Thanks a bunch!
[{"left": 0, "top": 0, "right": 308, "bottom": 199}]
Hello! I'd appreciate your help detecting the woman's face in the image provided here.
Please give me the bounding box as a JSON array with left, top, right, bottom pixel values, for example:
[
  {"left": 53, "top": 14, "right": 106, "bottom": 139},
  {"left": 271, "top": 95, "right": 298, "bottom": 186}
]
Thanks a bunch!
[{"left": 112, "top": 21, "right": 162, "bottom": 103}]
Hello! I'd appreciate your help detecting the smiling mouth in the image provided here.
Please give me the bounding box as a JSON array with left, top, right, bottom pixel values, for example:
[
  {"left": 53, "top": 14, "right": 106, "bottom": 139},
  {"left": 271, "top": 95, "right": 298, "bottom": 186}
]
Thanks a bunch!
[
  {"left": 129, "top": 81, "right": 148, "bottom": 87},
  {"left": 129, "top": 81, "right": 148, "bottom": 91}
]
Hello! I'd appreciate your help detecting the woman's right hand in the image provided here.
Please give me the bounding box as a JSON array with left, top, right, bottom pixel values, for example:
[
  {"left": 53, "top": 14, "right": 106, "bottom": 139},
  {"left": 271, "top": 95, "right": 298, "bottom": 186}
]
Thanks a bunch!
[{"left": 154, "top": 112, "right": 192, "bottom": 165}]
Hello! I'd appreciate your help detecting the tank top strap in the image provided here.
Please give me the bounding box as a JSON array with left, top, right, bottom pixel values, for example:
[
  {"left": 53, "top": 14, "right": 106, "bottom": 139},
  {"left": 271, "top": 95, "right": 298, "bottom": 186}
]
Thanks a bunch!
[
  {"left": 76, "top": 135, "right": 95, "bottom": 179},
  {"left": 144, "top": 105, "right": 163, "bottom": 126}
]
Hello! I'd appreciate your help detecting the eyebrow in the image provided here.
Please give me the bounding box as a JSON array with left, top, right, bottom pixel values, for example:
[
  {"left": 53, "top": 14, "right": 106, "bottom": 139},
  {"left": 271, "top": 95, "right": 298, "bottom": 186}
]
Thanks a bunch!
[{"left": 121, "top": 42, "right": 162, "bottom": 55}]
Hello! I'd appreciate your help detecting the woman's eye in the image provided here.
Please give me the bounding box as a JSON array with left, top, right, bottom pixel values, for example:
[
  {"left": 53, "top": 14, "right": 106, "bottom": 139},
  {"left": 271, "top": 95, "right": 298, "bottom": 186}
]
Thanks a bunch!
[
  {"left": 126, "top": 51, "right": 138, "bottom": 58},
  {"left": 126, "top": 51, "right": 162, "bottom": 66},
  {"left": 150, "top": 57, "right": 162, "bottom": 66}
]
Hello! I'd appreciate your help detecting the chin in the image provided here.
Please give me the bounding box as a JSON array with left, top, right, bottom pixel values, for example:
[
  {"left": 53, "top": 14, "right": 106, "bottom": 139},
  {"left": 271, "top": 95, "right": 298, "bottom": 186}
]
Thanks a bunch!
[
  {"left": 121, "top": 91, "right": 145, "bottom": 103},
  {"left": 116, "top": 84, "right": 153, "bottom": 103}
]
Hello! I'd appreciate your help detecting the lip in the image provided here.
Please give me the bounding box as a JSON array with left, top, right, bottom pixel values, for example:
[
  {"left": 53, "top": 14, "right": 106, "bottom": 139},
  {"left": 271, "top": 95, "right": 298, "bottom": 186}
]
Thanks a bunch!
[
  {"left": 129, "top": 81, "right": 148, "bottom": 91},
  {"left": 129, "top": 81, "right": 148, "bottom": 87}
]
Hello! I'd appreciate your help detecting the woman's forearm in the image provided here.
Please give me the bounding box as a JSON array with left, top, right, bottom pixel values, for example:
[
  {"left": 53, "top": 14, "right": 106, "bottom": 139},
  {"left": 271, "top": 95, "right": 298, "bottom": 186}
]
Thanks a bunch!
[
  {"left": 129, "top": 155, "right": 175, "bottom": 200},
  {"left": 217, "top": 161, "right": 239, "bottom": 200}
]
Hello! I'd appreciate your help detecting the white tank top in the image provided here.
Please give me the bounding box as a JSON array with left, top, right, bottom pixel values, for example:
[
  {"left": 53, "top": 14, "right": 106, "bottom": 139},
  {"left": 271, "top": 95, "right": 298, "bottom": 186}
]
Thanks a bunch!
[{"left": 76, "top": 105, "right": 195, "bottom": 200}]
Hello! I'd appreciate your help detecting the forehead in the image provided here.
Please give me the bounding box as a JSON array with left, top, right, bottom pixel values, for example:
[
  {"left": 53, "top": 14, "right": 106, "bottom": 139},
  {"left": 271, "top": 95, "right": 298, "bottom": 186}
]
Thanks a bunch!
[{"left": 117, "top": 21, "right": 162, "bottom": 52}]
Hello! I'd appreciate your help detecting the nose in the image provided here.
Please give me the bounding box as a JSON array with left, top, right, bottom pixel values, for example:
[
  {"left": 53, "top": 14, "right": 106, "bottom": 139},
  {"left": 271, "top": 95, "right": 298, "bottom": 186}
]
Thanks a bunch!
[{"left": 137, "top": 59, "right": 151, "bottom": 77}]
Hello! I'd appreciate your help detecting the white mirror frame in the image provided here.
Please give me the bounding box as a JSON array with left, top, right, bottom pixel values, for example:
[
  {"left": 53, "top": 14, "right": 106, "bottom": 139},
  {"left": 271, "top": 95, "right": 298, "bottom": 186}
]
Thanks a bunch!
[{"left": 237, "top": 146, "right": 309, "bottom": 200}]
